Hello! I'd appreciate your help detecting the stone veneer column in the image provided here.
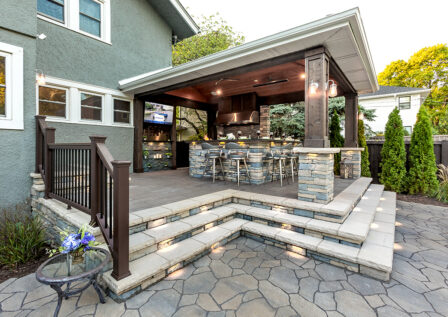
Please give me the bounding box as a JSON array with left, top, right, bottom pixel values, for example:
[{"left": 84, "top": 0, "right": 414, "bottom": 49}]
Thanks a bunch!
[
  {"left": 297, "top": 148, "right": 340, "bottom": 204},
  {"left": 340, "top": 148, "right": 364, "bottom": 179},
  {"left": 259, "top": 105, "right": 270, "bottom": 138}
]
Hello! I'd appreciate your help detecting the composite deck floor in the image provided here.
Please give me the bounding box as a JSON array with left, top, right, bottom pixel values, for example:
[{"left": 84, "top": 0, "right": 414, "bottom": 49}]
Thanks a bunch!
[{"left": 129, "top": 168, "right": 354, "bottom": 212}]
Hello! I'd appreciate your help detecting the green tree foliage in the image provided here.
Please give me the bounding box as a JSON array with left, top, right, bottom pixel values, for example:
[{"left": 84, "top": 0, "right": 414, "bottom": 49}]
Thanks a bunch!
[
  {"left": 269, "top": 98, "right": 376, "bottom": 138},
  {"left": 379, "top": 108, "right": 407, "bottom": 192},
  {"left": 329, "top": 111, "right": 344, "bottom": 174},
  {"left": 269, "top": 103, "right": 305, "bottom": 138},
  {"left": 378, "top": 44, "right": 448, "bottom": 134},
  {"left": 172, "top": 14, "right": 245, "bottom": 66},
  {"left": 358, "top": 119, "right": 371, "bottom": 177},
  {"left": 407, "top": 106, "right": 439, "bottom": 194}
]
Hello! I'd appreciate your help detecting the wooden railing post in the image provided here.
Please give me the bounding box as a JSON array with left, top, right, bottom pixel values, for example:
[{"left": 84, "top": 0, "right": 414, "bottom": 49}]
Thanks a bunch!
[
  {"left": 35, "top": 115, "right": 46, "bottom": 173},
  {"left": 44, "top": 127, "right": 56, "bottom": 199},
  {"left": 111, "top": 160, "right": 131, "bottom": 280},
  {"left": 89, "top": 136, "right": 107, "bottom": 226}
]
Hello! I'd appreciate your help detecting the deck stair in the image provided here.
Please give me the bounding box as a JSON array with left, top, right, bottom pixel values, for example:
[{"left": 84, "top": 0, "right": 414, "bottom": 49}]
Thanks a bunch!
[{"left": 94, "top": 177, "right": 397, "bottom": 301}]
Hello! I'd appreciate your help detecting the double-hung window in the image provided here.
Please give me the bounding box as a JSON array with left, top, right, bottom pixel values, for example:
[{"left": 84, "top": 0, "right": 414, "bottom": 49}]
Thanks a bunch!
[
  {"left": 79, "top": 0, "right": 102, "bottom": 37},
  {"left": 37, "top": 0, "right": 110, "bottom": 43},
  {"left": 38, "top": 86, "right": 67, "bottom": 118},
  {"left": 0, "top": 55, "right": 6, "bottom": 117},
  {"left": 0, "top": 42, "right": 23, "bottom": 130},
  {"left": 81, "top": 92, "right": 102, "bottom": 121},
  {"left": 113, "top": 99, "right": 131, "bottom": 124},
  {"left": 37, "top": 0, "right": 65, "bottom": 23},
  {"left": 399, "top": 96, "right": 411, "bottom": 110}
]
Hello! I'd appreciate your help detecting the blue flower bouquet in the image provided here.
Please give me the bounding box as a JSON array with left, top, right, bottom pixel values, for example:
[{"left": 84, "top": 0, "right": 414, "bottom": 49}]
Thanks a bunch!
[{"left": 49, "top": 224, "right": 98, "bottom": 262}]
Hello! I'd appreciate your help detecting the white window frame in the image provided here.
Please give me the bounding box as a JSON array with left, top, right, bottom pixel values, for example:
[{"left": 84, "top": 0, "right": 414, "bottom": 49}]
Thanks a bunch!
[
  {"left": 112, "top": 97, "right": 133, "bottom": 126},
  {"left": 398, "top": 95, "right": 411, "bottom": 110},
  {"left": 37, "top": 0, "right": 111, "bottom": 44},
  {"left": 37, "top": 84, "right": 70, "bottom": 120},
  {"left": 36, "top": 76, "right": 134, "bottom": 128},
  {"left": 80, "top": 90, "right": 104, "bottom": 122},
  {"left": 0, "top": 42, "right": 23, "bottom": 130},
  {"left": 36, "top": 0, "right": 67, "bottom": 25},
  {"left": 78, "top": 0, "right": 103, "bottom": 39}
]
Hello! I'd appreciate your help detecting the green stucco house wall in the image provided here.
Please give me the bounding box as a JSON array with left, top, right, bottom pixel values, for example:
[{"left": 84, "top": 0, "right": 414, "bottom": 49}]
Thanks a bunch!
[{"left": 0, "top": 0, "right": 197, "bottom": 208}]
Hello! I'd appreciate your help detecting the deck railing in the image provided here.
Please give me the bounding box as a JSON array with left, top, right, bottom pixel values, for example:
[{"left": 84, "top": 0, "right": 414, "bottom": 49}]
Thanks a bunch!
[{"left": 35, "top": 115, "right": 131, "bottom": 280}]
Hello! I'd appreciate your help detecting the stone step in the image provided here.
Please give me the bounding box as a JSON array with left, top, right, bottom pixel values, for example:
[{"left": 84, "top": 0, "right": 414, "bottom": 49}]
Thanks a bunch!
[
  {"left": 100, "top": 190, "right": 396, "bottom": 300},
  {"left": 124, "top": 183, "right": 384, "bottom": 261},
  {"left": 127, "top": 205, "right": 237, "bottom": 261},
  {"left": 127, "top": 178, "right": 373, "bottom": 235},
  {"left": 235, "top": 183, "right": 384, "bottom": 245},
  {"left": 101, "top": 218, "right": 247, "bottom": 300}
]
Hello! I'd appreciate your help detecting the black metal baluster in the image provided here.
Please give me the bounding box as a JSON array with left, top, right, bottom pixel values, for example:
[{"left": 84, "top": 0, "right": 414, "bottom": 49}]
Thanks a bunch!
[
  {"left": 77, "top": 149, "right": 80, "bottom": 205},
  {"left": 88, "top": 150, "right": 91, "bottom": 209},
  {"left": 103, "top": 165, "right": 107, "bottom": 229},
  {"left": 109, "top": 172, "right": 112, "bottom": 240}
]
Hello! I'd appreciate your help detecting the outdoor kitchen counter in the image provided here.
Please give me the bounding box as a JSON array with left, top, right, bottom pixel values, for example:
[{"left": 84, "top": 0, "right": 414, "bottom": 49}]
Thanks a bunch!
[{"left": 189, "top": 140, "right": 301, "bottom": 184}]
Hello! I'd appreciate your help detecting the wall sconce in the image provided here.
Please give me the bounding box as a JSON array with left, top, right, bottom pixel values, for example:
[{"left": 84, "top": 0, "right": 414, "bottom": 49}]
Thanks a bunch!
[
  {"left": 309, "top": 81, "right": 319, "bottom": 95},
  {"left": 300, "top": 73, "right": 306, "bottom": 79},
  {"left": 36, "top": 70, "right": 46, "bottom": 85},
  {"left": 328, "top": 80, "right": 338, "bottom": 97}
]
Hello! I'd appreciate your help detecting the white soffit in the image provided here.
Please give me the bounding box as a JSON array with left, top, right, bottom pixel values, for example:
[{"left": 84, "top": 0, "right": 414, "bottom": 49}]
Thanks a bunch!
[{"left": 119, "top": 8, "right": 378, "bottom": 95}]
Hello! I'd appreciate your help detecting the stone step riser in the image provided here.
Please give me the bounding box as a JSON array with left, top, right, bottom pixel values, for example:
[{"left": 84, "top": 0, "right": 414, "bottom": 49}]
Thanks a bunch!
[
  {"left": 127, "top": 183, "right": 384, "bottom": 260},
  {"left": 128, "top": 178, "right": 373, "bottom": 232},
  {"left": 128, "top": 214, "right": 236, "bottom": 262}
]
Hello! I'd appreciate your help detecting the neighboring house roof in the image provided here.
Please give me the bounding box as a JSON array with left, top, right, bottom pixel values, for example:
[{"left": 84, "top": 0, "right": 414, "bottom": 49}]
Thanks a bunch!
[
  {"left": 359, "top": 85, "right": 431, "bottom": 99},
  {"left": 119, "top": 8, "right": 379, "bottom": 95},
  {"left": 148, "top": 0, "right": 199, "bottom": 40}
]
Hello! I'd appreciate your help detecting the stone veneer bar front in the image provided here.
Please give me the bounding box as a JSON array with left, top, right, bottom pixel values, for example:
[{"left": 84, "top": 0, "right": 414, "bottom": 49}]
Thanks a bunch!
[{"left": 189, "top": 140, "right": 300, "bottom": 185}]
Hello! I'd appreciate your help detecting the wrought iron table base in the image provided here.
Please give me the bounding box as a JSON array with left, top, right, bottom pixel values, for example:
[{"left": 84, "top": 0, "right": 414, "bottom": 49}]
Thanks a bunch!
[{"left": 49, "top": 274, "right": 105, "bottom": 317}]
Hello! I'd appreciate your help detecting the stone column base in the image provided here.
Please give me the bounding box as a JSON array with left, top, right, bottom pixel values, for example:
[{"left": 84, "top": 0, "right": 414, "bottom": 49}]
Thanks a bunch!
[
  {"left": 296, "top": 148, "right": 340, "bottom": 204},
  {"left": 340, "top": 148, "right": 364, "bottom": 179}
]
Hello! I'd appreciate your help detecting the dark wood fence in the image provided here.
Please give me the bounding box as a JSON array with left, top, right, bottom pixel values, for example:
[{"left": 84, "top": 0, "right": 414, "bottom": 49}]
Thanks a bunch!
[
  {"left": 367, "top": 138, "right": 448, "bottom": 183},
  {"left": 35, "top": 115, "right": 131, "bottom": 280}
]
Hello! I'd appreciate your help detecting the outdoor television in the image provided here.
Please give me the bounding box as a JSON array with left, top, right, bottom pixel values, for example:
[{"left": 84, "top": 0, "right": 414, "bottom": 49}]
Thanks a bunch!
[{"left": 144, "top": 102, "right": 174, "bottom": 125}]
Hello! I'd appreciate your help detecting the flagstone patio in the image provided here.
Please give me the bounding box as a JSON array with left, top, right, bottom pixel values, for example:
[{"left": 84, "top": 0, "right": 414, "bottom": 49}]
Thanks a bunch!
[{"left": 1, "top": 200, "right": 447, "bottom": 317}]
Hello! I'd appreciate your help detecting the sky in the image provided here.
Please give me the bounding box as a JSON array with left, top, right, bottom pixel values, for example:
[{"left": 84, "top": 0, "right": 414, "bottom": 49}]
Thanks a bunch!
[{"left": 180, "top": 0, "right": 448, "bottom": 75}]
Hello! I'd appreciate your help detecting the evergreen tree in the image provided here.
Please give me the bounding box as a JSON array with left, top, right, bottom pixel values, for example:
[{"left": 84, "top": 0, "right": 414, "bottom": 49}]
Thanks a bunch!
[
  {"left": 358, "top": 119, "right": 371, "bottom": 177},
  {"left": 380, "top": 108, "right": 407, "bottom": 192},
  {"left": 407, "top": 106, "right": 438, "bottom": 194},
  {"left": 329, "top": 111, "right": 344, "bottom": 174}
]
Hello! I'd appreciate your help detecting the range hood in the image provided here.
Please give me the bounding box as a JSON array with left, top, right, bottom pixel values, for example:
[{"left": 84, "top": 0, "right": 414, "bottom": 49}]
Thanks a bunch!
[{"left": 216, "top": 111, "right": 260, "bottom": 125}]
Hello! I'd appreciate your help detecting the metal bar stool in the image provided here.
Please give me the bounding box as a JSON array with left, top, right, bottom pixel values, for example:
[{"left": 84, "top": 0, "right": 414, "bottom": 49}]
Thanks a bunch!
[
  {"left": 225, "top": 142, "right": 250, "bottom": 187},
  {"left": 268, "top": 147, "right": 288, "bottom": 186},
  {"left": 201, "top": 143, "right": 224, "bottom": 183},
  {"left": 283, "top": 144, "right": 299, "bottom": 182}
]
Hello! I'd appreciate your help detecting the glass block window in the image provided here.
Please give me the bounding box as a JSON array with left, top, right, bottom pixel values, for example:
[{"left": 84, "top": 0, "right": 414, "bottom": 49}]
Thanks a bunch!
[
  {"left": 39, "top": 86, "right": 67, "bottom": 118},
  {"left": 37, "top": 0, "right": 65, "bottom": 22},
  {"left": 81, "top": 92, "right": 102, "bottom": 121},
  {"left": 399, "top": 96, "right": 411, "bottom": 109},
  {"left": 79, "top": 0, "right": 101, "bottom": 37},
  {"left": 114, "top": 99, "right": 131, "bottom": 124},
  {"left": 0, "top": 56, "right": 5, "bottom": 116}
]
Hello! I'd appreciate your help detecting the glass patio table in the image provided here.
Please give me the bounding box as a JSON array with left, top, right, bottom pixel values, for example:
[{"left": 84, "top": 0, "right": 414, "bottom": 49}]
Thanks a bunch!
[{"left": 35, "top": 247, "right": 111, "bottom": 317}]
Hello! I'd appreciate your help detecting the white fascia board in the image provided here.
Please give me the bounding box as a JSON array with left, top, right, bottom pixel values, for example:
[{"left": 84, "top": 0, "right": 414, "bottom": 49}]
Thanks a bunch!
[
  {"left": 170, "top": 0, "right": 199, "bottom": 34},
  {"left": 119, "top": 7, "right": 378, "bottom": 95},
  {"left": 359, "top": 88, "right": 432, "bottom": 100}
]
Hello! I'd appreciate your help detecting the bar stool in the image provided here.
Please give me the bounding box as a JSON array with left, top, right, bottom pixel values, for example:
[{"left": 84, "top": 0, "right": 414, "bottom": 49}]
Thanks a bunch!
[
  {"left": 268, "top": 147, "right": 288, "bottom": 186},
  {"left": 201, "top": 143, "right": 224, "bottom": 183},
  {"left": 225, "top": 142, "right": 250, "bottom": 187},
  {"left": 283, "top": 144, "right": 299, "bottom": 182}
]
